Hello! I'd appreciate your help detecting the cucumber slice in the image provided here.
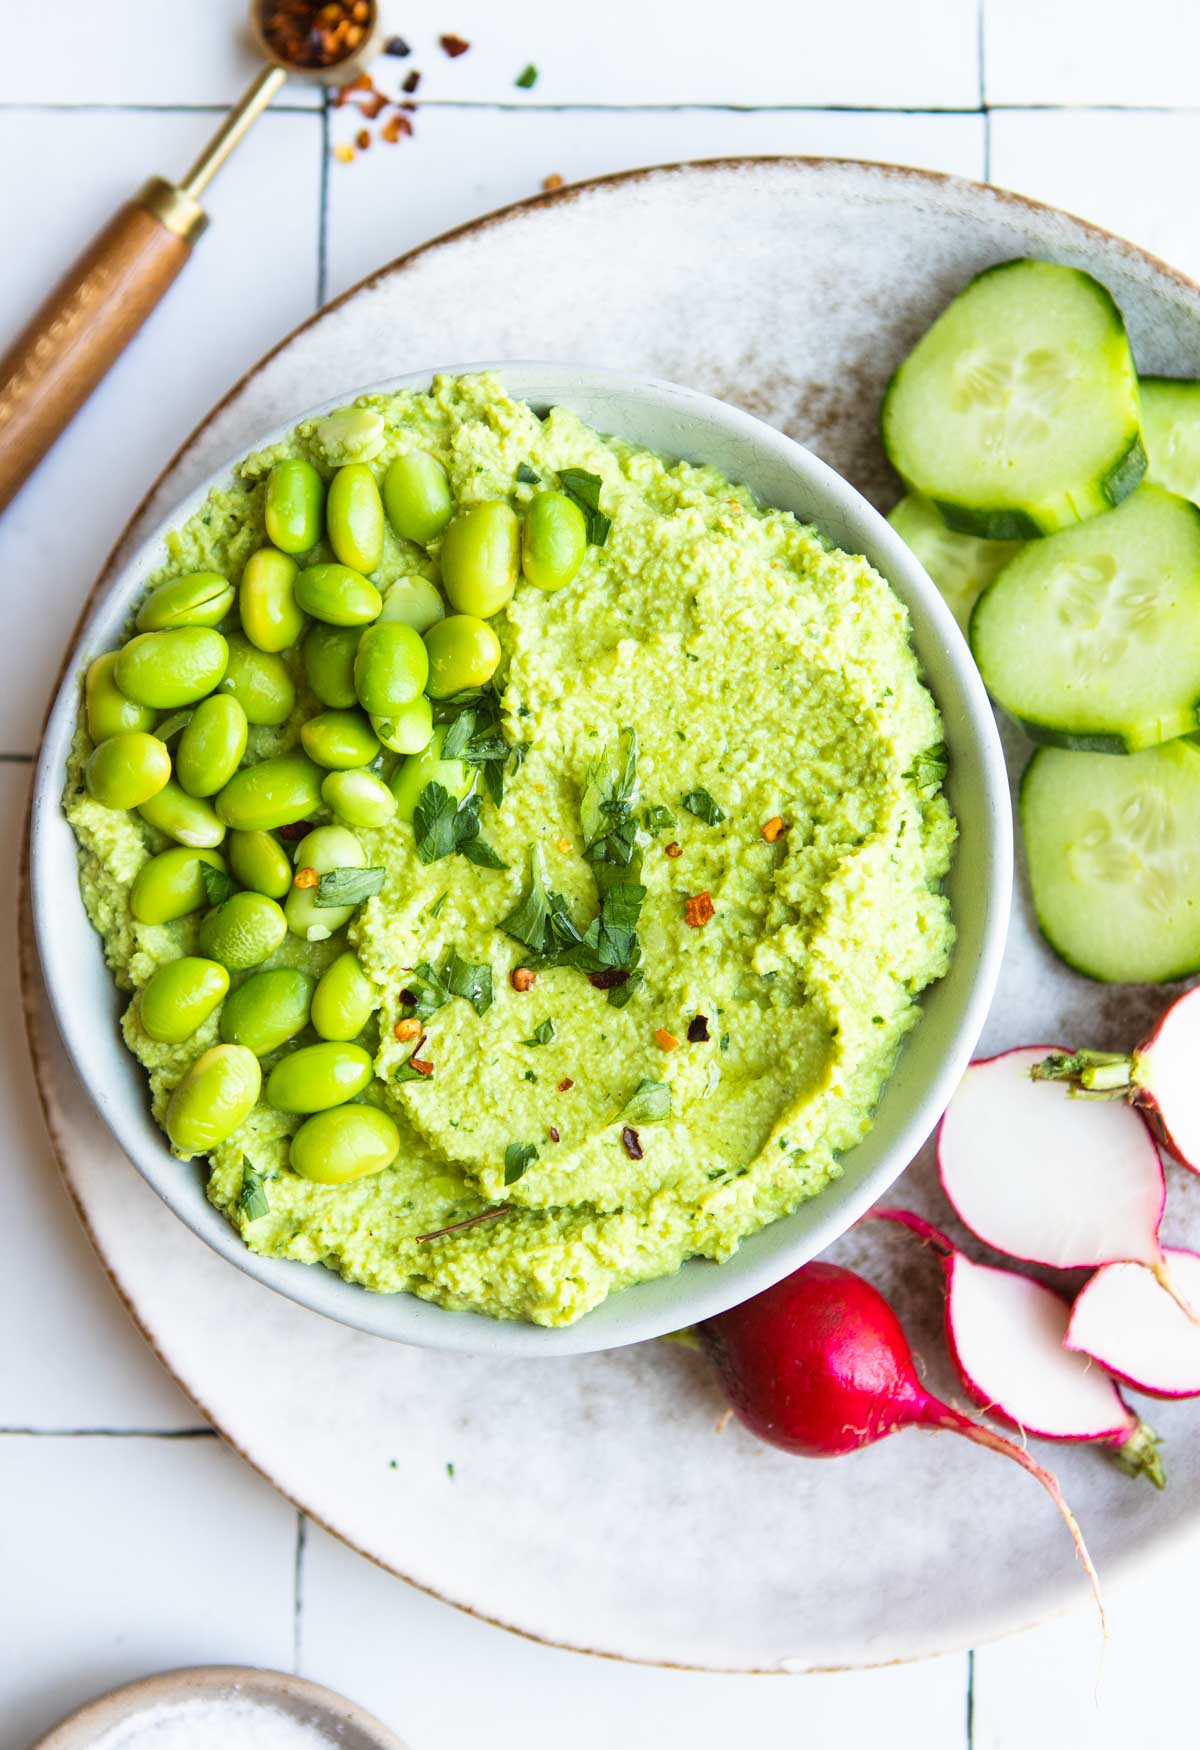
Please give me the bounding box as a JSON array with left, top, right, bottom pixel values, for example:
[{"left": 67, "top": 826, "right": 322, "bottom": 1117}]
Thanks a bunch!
[
  {"left": 888, "top": 493, "right": 1023, "bottom": 630},
  {"left": 1142, "top": 376, "right": 1200, "bottom": 504},
  {"left": 970, "top": 484, "right": 1200, "bottom": 752},
  {"left": 882, "top": 259, "right": 1144, "bottom": 539},
  {"left": 1021, "top": 740, "right": 1200, "bottom": 982}
]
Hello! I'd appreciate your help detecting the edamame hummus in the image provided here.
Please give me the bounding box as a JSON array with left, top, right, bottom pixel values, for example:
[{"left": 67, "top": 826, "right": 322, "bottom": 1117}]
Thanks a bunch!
[{"left": 65, "top": 373, "right": 955, "bottom": 1326}]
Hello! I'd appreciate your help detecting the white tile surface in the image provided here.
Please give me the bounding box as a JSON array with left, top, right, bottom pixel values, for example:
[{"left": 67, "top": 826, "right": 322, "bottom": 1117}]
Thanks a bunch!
[
  {"left": 0, "top": 106, "right": 321, "bottom": 755},
  {"left": 298, "top": 1519, "right": 969, "bottom": 1750},
  {"left": 0, "top": 1434, "right": 297, "bottom": 1749},
  {"left": 1, "top": 0, "right": 320, "bottom": 105},
  {"left": 986, "top": 0, "right": 1200, "bottom": 107},
  {"left": 363, "top": 0, "right": 979, "bottom": 107},
  {"left": 0, "top": 771, "right": 195, "bottom": 1430},
  {"left": 326, "top": 106, "right": 985, "bottom": 299},
  {"left": 990, "top": 108, "right": 1200, "bottom": 283}
]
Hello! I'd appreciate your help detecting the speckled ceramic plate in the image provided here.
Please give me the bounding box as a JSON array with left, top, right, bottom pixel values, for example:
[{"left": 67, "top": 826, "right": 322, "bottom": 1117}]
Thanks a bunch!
[{"left": 20, "top": 158, "right": 1200, "bottom": 1671}]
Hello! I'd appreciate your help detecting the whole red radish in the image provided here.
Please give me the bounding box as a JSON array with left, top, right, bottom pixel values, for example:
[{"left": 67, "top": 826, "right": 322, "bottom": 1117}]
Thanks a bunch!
[
  {"left": 872, "top": 1209, "right": 1164, "bottom": 1486},
  {"left": 697, "top": 1261, "right": 1103, "bottom": 1626},
  {"left": 1033, "top": 986, "right": 1200, "bottom": 1176}
]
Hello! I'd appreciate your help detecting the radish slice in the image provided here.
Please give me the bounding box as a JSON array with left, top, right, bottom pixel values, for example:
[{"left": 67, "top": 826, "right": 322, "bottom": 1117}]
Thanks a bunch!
[
  {"left": 874, "top": 1209, "right": 1165, "bottom": 1486},
  {"left": 939, "top": 1046, "right": 1173, "bottom": 1283},
  {"left": 1133, "top": 989, "right": 1200, "bottom": 1175},
  {"left": 1067, "top": 1248, "right": 1200, "bottom": 1398}
]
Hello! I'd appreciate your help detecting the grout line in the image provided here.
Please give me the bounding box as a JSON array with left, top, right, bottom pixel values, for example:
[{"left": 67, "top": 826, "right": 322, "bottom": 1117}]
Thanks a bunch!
[
  {"left": 292, "top": 1512, "right": 308, "bottom": 1671},
  {"left": 977, "top": 0, "right": 987, "bottom": 110},
  {"left": 316, "top": 90, "right": 330, "bottom": 309},
  {"left": 983, "top": 105, "right": 992, "bottom": 183},
  {"left": 966, "top": 1648, "right": 976, "bottom": 1747},
  {"left": 0, "top": 1426, "right": 215, "bottom": 1438},
  {"left": 5, "top": 96, "right": 1200, "bottom": 118}
]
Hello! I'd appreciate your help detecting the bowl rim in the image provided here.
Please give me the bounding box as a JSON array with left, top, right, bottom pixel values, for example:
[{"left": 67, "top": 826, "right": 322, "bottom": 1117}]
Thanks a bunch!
[{"left": 30, "top": 360, "right": 1011, "bottom": 1356}]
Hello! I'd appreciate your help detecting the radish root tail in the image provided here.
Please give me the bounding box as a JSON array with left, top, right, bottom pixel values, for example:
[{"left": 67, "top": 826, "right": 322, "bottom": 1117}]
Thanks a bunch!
[{"left": 1151, "top": 1257, "right": 1200, "bottom": 1327}]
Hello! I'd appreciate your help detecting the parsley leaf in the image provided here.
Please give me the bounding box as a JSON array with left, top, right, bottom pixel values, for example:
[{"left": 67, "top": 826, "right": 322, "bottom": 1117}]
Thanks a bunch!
[
  {"left": 524, "top": 1018, "right": 556, "bottom": 1046},
  {"left": 238, "top": 1161, "right": 270, "bottom": 1222},
  {"left": 580, "top": 726, "right": 641, "bottom": 889},
  {"left": 412, "top": 785, "right": 505, "bottom": 868},
  {"left": 504, "top": 1141, "right": 539, "bottom": 1184},
  {"left": 517, "top": 461, "right": 540, "bottom": 483},
  {"left": 681, "top": 788, "right": 726, "bottom": 826},
  {"left": 316, "top": 866, "right": 386, "bottom": 906},
  {"left": 557, "top": 466, "right": 611, "bottom": 547},
  {"left": 643, "top": 804, "right": 675, "bottom": 834},
  {"left": 406, "top": 950, "right": 493, "bottom": 1019},
  {"left": 201, "top": 862, "right": 236, "bottom": 907},
  {"left": 907, "top": 742, "right": 949, "bottom": 795},
  {"left": 622, "top": 1078, "right": 672, "bottom": 1123},
  {"left": 441, "top": 711, "right": 476, "bottom": 760}
]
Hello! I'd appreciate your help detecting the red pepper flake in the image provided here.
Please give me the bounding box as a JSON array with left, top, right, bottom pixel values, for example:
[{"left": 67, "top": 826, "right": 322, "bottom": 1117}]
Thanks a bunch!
[
  {"left": 358, "top": 89, "right": 388, "bottom": 119},
  {"left": 262, "top": 1, "right": 372, "bottom": 72},
  {"left": 410, "top": 1054, "right": 435, "bottom": 1077},
  {"left": 664, "top": 841, "right": 682, "bottom": 859},
  {"left": 293, "top": 865, "right": 319, "bottom": 889},
  {"left": 557, "top": 1077, "right": 574, "bottom": 1093},
  {"left": 687, "top": 1013, "right": 710, "bottom": 1044},
  {"left": 548, "top": 1126, "right": 560, "bottom": 1143},
  {"left": 510, "top": 966, "right": 537, "bottom": 992},
  {"left": 762, "top": 815, "right": 787, "bottom": 844},
  {"left": 440, "top": 33, "right": 471, "bottom": 57},
  {"left": 334, "top": 71, "right": 373, "bottom": 105},
  {"left": 355, "top": 127, "right": 371, "bottom": 150},
  {"left": 394, "top": 1017, "right": 421, "bottom": 1042},
  {"left": 383, "top": 34, "right": 411, "bottom": 56},
  {"left": 333, "top": 144, "right": 355, "bottom": 163},
  {"left": 588, "top": 968, "right": 629, "bottom": 992},
  {"left": 278, "top": 818, "right": 316, "bottom": 841},
  {"left": 654, "top": 1028, "right": 679, "bottom": 1053},
  {"left": 542, "top": 173, "right": 564, "bottom": 192},
  {"left": 402, "top": 69, "right": 421, "bottom": 93},
  {"left": 416, "top": 1205, "right": 511, "bottom": 1244},
  {"left": 621, "top": 1126, "right": 643, "bottom": 1161},
  {"left": 398, "top": 987, "right": 418, "bottom": 1008},
  {"left": 381, "top": 112, "right": 414, "bottom": 143},
  {"left": 685, "top": 891, "right": 715, "bottom": 929}
]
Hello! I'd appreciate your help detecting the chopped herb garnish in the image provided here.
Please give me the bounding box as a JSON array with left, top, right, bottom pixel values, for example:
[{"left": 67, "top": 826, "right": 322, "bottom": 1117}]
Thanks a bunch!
[
  {"left": 394, "top": 1056, "right": 434, "bottom": 1083},
  {"left": 441, "top": 711, "right": 475, "bottom": 759},
  {"left": 720, "top": 1032, "right": 730, "bottom": 1052},
  {"left": 446, "top": 1461, "right": 455, "bottom": 1479},
  {"left": 315, "top": 866, "right": 386, "bottom": 907},
  {"left": 907, "top": 742, "right": 949, "bottom": 794},
  {"left": 620, "top": 1126, "right": 643, "bottom": 1161},
  {"left": 416, "top": 1205, "right": 511, "bottom": 1243},
  {"left": 504, "top": 1141, "right": 539, "bottom": 1185},
  {"left": 238, "top": 1161, "right": 270, "bottom": 1222},
  {"left": 622, "top": 1078, "right": 672, "bottom": 1124},
  {"left": 405, "top": 949, "right": 493, "bottom": 1019},
  {"left": 580, "top": 726, "right": 641, "bottom": 885},
  {"left": 643, "top": 804, "right": 675, "bottom": 833},
  {"left": 428, "top": 891, "right": 448, "bottom": 919},
  {"left": 460, "top": 837, "right": 508, "bottom": 869},
  {"left": 515, "top": 63, "right": 538, "bottom": 88},
  {"left": 525, "top": 1018, "right": 556, "bottom": 1046},
  {"left": 681, "top": 788, "right": 726, "bottom": 826},
  {"left": 687, "top": 1013, "right": 710, "bottom": 1043},
  {"left": 604, "top": 970, "right": 644, "bottom": 1009},
  {"left": 557, "top": 466, "right": 611, "bottom": 546},
  {"left": 201, "top": 862, "right": 236, "bottom": 908},
  {"left": 412, "top": 783, "right": 505, "bottom": 868},
  {"left": 517, "top": 462, "right": 540, "bottom": 483}
]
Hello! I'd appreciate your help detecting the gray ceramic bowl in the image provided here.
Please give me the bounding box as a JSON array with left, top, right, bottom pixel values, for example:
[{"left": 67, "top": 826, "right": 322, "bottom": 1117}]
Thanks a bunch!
[{"left": 30, "top": 364, "right": 1011, "bottom": 1355}]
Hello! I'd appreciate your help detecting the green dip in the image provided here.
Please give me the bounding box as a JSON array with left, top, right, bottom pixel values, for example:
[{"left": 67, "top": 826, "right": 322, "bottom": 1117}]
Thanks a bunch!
[{"left": 64, "top": 373, "right": 956, "bottom": 1326}]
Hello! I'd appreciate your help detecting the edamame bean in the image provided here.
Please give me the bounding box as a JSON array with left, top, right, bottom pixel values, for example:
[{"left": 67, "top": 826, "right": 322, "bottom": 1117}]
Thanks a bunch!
[
  {"left": 284, "top": 823, "right": 365, "bottom": 940},
  {"left": 327, "top": 463, "right": 384, "bottom": 574},
  {"left": 216, "top": 633, "right": 295, "bottom": 727},
  {"left": 379, "top": 574, "right": 445, "bottom": 634},
  {"left": 219, "top": 967, "right": 315, "bottom": 1056},
  {"left": 215, "top": 752, "right": 323, "bottom": 831},
  {"left": 138, "top": 780, "right": 226, "bottom": 848},
  {"left": 136, "top": 571, "right": 234, "bottom": 632},
  {"left": 84, "top": 652, "right": 155, "bottom": 742},
  {"left": 353, "top": 621, "right": 428, "bottom": 717},
  {"left": 389, "top": 725, "right": 471, "bottom": 823},
  {"left": 423, "top": 614, "right": 501, "bottom": 698},
  {"left": 300, "top": 708, "right": 380, "bottom": 769},
  {"left": 440, "top": 501, "right": 519, "bottom": 618},
  {"left": 266, "top": 1041, "right": 373, "bottom": 1113},
  {"left": 264, "top": 458, "right": 325, "bottom": 554},
  {"left": 139, "top": 957, "right": 230, "bottom": 1045},
  {"left": 240, "top": 548, "right": 305, "bottom": 653},
  {"left": 370, "top": 695, "right": 433, "bottom": 756},
  {"left": 198, "top": 890, "right": 287, "bottom": 970},
  {"left": 321, "top": 767, "right": 397, "bottom": 828},
  {"left": 382, "top": 450, "right": 453, "bottom": 546},
  {"left": 130, "top": 846, "right": 227, "bottom": 924},
  {"left": 290, "top": 1103, "right": 400, "bottom": 1184},
  {"left": 165, "top": 1044, "right": 261, "bottom": 1155},
  {"left": 310, "top": 951, "right": 378, "bottom": 1041},
  {"left": 295, "top": 562, "right": 382, "bottom": 627},
  {"left": 522, "top": 490, "right": 588, "bottom": 592},
  {"left": 176, "top": 694, "right": 248, "bottom": 797},
  {"left": 115, "top": 628, "right": 229, "bottom": 709},
  {"left": 312, "top": 406, "right": 385, "bottom": 465},
  {"left": 228, "top": 829, "right": 292, "bottom": 899},
  {"left": 302, "top": 622, "right": 361, "bottom": 708},
  {"left": 85, "top": 732, "right": 171, "bottom": 810}
]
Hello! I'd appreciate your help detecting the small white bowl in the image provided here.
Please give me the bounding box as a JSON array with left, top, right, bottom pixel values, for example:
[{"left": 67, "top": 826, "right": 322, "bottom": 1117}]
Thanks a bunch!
[{"left": 30, "top": 364, "right": 1011, "bottom": 1356}]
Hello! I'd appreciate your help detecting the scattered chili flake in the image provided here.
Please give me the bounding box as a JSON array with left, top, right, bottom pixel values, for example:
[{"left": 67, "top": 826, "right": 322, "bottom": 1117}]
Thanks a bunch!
[
  {"left": 333, "top": 144, "right": 355, "bottom": 163},
  {"left": 381, "top": 112, "right": 414, "bottom": 143},
  {"left": 685, "top": 891, "right": 715, "bottom": 928},
  {"left": 383, "top": 34, "right": 411, "bottom": 56},
  {"left": 510, "top": 966, "right": 537, "bottom": 992},
  {"left": 293, "top": 866, "right": 320, "bottom": 889},
  {"left": 542, "top": 173, "right": 564, "bottom": 192},
  {"left": 333, "top": 71, "right": 373, "bottom": 104},
  {"left": 402, "top": 69, "right": 421, "bottom": 93},
  {"left": 278, "top": 818, "right": 315, "bottom": 841},
  {"left": 398, "top": 987, "right": 418, "bottom": 1008},
  {"left": 621, "top": 1126, "right": 644, "bottom": 1161},
  {"left": 440, "top": 33, "right": 471, "bottom": 57},
  {"left": 260, "top": 0, "right": 373, "bottom": 71},
  {"left": 762, "top": 815, "right": 787, "bottom": 843},
  {"left": 548, "top": 1126, "right": 560, "bottom": 1143},
  {"left": 687, "top": 1013, "right": 710, "bottom": 1043},
  {"left": 557, "top": 1077, "right": 574, "bottom": 1093},
  {"left": 358, "top": 88, "right": 387, "bottom": 118},
  {"left": 556, "top": 837, "right": 572, "bottom": 854},
  {"left": 416, "top": 1205, "right": 511, "bottom": 1244},
  {"left": 355, "top": 128, "right": 371, "bottom": 149},
  {"left": 664, "top": 840, "right": 682, "bottom": 858},
  {"left": 654, "top": 1028, "right": 679, "bottom": 1052},
  {"left": 410, "top": 1053, "right": 435, "bottom": 1077},
  {"left": 588, "top": 968, "right": 629, "bottom": 992},
  {"left": 515, "top": 63, "right": 538, "bottom": 89},
  {"left": 394, "top": 1017, "right": 422, "bottom": 1042}
]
